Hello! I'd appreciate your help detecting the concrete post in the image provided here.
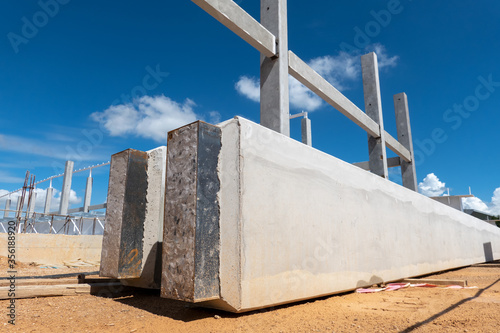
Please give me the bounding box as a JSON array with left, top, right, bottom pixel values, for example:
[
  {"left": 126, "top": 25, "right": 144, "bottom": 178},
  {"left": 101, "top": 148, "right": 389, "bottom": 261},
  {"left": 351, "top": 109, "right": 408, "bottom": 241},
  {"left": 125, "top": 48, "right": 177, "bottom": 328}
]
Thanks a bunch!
[
  {"left": 260, "top": 0, "right": 290, "bottom": 136},
  {"left": 28, "top": 192, "right": 36, "bottom": 218},
  {"left": 15, "top": 196, "right": 22, "bottom": 218},
  {"left": 83, "top": 170, "right": 93, "bottom": 213},
  {"left": 301, "top": 116, "right": 312, "bottom": 146},
  {"left": 361, "top": 52, "right": 388, "bottom": 179},
  {"left": 394, "top": 93, "right": 418, "bottom": 191},
  {"left": 44, "top": 186, "right": 53, "bottom": 215},
  {"left": 58, "top": 160, "right": 74, "bottom": 215},
  {"left": 3, "top": 198, "right": 11, "bottom": 218}
]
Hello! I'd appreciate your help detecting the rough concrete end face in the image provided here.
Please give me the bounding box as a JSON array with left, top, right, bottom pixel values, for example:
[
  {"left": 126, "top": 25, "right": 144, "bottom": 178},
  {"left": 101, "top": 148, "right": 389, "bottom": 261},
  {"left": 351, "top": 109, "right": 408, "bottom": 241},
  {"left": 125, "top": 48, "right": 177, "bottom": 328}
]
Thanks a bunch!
[
  {"left": 161, "top": 121, "right": 221, "bottom": 303},
  {"left": 100, "top": 149, "right": 148, "bottom": 279}
]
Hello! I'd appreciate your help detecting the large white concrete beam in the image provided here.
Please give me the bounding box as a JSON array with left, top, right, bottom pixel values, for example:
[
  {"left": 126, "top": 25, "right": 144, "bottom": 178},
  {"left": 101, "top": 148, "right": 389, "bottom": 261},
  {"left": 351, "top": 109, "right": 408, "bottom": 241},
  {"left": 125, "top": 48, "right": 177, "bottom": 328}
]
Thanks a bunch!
[
  {"left": 191, "top": 0, "right": 276, "bottom": 57},
  {"left": 161, "top": 117, "right": 500, "bottom": 313}
]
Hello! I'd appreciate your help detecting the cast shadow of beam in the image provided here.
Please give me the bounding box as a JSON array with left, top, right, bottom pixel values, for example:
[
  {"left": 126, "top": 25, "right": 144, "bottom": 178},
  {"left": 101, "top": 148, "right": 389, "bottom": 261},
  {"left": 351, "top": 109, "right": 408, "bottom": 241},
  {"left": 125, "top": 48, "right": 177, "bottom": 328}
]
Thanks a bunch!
[{"left": 400, "top": 276, "right": 500, "bottom": 332}]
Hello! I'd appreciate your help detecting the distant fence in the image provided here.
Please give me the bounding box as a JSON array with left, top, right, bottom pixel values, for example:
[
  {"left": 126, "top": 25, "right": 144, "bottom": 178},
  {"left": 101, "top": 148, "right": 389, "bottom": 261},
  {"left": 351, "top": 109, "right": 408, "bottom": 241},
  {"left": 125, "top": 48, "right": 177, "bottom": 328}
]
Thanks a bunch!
[{"left": 0, "top": 160, "right": 108, "bottom": 235}]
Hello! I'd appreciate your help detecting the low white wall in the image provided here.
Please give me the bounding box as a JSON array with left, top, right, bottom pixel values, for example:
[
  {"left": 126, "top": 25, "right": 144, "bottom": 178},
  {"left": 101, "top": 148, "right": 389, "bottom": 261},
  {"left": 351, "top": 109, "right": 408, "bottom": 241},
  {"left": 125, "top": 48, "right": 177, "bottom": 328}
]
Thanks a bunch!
[
  {"left": 0, "top": 233, "right": 102, "bottom": 267},
  {"left": 215, "top": 117, "right": 500, "bottom": 312}
]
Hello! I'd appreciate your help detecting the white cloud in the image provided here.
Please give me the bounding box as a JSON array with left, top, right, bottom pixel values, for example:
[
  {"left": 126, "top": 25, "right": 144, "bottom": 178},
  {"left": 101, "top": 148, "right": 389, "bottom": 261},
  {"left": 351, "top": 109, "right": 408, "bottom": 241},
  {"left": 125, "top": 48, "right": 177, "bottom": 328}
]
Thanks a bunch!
[
  {"left": 235, "top": 75, "right": 323, "bottom": 112},
  {"left": 418, "top": 173, "right": 446, "bottom": 197},
  {"left": 235, "top": 76, "right": 260, "bottom": 102},
  {"left": 91, "top": 95, "right": 200, "bottom": 143},
  {"left": 289, "top": 76, "right": 323, "bottom": 111},
  {"left": 235, "top": 44, "right": 398, "bottom": 111},
  {"left": 208, "top": 111, "right": 221, "bottom": 124},
  {"left": 0, "top": 188, "right": 81, "bottom": 214},
  {"left": 370, "top": 44, "right": 399, "bottom": 69},
  {"left": 463, "top": 187, "right": 500, "bottom": 216},
  {"left": 463, "top": 197, "right": 490, "bottom": 213}
]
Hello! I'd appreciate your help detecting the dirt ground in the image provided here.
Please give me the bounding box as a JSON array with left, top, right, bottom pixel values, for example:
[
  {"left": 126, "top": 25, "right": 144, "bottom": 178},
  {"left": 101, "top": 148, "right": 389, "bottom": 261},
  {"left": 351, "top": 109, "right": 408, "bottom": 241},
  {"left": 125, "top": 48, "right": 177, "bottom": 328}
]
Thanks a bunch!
[{"left": 1, "top": 258, "right": 500, "bottom": 333}]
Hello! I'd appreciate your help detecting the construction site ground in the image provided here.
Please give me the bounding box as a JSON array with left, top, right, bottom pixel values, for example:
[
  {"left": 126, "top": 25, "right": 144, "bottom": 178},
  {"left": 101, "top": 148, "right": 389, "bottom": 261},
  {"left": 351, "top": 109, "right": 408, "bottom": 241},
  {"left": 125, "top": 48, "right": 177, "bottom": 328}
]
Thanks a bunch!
[{"left": 1, "top": 257, "right": 500, "bottom": 333}]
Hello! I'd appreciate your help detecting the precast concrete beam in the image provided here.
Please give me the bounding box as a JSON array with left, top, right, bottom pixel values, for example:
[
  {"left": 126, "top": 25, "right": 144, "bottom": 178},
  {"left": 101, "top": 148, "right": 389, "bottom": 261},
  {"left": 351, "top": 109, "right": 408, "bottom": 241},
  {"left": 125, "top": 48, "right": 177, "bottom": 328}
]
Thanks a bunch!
[
  {"left": 288, "top": 51, "right": 381, "bottom": 137},
  {"left": 58, "top": 160, "right": 74, "bottom": 215},
  {"left": 288, "top": 51, "right": 411, "bottom": 162},
  {"left": 394, "top": 93, "right": 418, "bottom": 191},
  {"left": 161, "top": 121, "right": 221, "bottom": 303},
  {"left": 3, "top": 199, "right": 11, "bottom": 218},
  {"left": 100, "top": 147, "right": 166, "bottom": 288},
  {"left": 100, "top": 149, "right": 148, "bottom": 279},
  {"left": 260, "top": 0, "right": 290, "bottom": 135},
  {"left": 361, "top": 52, "right": 388, "bottom": 179},
  {"left": 191, "top": 0, "right": 276, "bottom": 57},
  {"left": 162, "top": 117, "right": 500, "bottom": 313},
  {"left": 44, "top": 187, "right": 53, "bottom": 215},
  {"left": 83, "top": 176, "right": 93, "bottom": 213},
  {"left": 301, "top": 117, "right": 312, "bottom": 146}
]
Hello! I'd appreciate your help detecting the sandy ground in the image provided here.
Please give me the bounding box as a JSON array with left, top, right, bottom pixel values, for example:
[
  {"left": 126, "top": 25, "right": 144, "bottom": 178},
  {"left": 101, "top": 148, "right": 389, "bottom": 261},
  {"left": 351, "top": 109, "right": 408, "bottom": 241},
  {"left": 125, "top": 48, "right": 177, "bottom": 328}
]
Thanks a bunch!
[{"left": 1, "top": 259, "right": 500, "bottom": 333}]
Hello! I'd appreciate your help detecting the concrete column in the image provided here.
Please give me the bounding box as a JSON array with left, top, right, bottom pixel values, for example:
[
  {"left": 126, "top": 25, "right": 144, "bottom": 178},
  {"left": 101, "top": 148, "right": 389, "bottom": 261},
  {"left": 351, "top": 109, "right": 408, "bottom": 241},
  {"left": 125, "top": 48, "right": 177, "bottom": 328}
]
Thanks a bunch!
[
  {"left": 16, "top": 196, "right": 22, "bottom": 217},
  {"left": 58, "top": 160, "right": 74, "bottom": 215},
  {"left": 44, "top": 186, "right": 53, "bottom": 215},
  {"left": 301, "top": 117, "right": 312, "bottom": 146},
  {"left": 83, "top": 171, "right": 93, "bottom": 213},
  {"left": 394, "top": 93, "right": 418, "bottom": 191},
  {"left": 28, "top": 192, "right": 36, "bottom": 218},
  {"left": 3, "top": 198, "right": 11, "bottom": 218},
  {"left": 100, "top": 149, "right": 149, "bottom": 279},
  {"left": 260, "top": 0, "right": 290, "bottom": 136},
  {"left": 361, "top": 52, "right": 388, "bottom": 179}
]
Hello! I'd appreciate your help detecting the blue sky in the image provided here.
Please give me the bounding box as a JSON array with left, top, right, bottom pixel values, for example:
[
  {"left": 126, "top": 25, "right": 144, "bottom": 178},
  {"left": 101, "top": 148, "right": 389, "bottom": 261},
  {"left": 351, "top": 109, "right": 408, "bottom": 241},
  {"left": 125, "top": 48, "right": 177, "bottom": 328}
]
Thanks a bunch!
[{"left": 0, "top": 0, "right": 499, "bottom": 214}]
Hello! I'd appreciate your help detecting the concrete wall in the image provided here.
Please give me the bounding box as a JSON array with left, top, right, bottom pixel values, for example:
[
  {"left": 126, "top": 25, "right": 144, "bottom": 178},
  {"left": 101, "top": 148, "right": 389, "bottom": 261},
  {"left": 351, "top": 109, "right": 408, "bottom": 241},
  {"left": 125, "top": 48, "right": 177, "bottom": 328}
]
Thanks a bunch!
[
  {"left": 0, "top": 233, "right": 102, "bottom": 267},
  {"left": 204, "top": 117, "right": 500, "bottom": 312}
]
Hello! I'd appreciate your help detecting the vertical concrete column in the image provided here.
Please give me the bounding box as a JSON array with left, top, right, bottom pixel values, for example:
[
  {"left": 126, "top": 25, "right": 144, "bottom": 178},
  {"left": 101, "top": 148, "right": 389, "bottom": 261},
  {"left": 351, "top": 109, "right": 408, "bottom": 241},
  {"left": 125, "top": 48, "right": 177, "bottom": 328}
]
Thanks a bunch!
[
  {"left": 44, "top": 184, "right": 53, "bottom": 215},
  {"left": 15, "top": 196, "right": 22, "bottom": 217},
  {"left": 361, "top": 52, "right": 388, "bottom": 179},
  {"left": 162, "top": 121, "right": 221, "bottom": 303},
  {"left": 100, "top": 149, "right": 148, "bottom": 279},
  {"left": 83, "top": 170, "right": 93, "bottom": 213},
  {"left": 28, "top": 192, "right": 36, "bottom": 218},
  {"left": 3, "top": 198, "right": 11, "bottom": 218},
  {"left": 260, "top": 0, "right": 290, "bottom": 136},
  {"left": 301, "top": 116, "right": 312, "bottom": 146},
  {"left": 394, "top": 93, "right": 418, "bottom": 191},
  {"left": 58, "top": 160, "right": 74, "bottom": 215}
]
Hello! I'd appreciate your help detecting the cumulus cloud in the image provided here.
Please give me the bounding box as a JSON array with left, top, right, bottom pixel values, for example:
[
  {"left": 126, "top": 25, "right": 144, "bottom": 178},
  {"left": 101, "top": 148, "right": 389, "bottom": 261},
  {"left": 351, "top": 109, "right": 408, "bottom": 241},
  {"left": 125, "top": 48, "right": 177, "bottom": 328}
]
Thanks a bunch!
[
  {"left": 463, "top": 188, "right": 500, "bottom": 216},
  {"left": 235, "top": 76, "right": 260, "bottom": 102},
  {"left": 418, "top": 173, "right": 447, "bottom": 197},
  {"left": 235, "top": 44, "right": 398, "bottom": 111},
  {"left": 370, "top": 44, "right": 399, "bottom": 69},
  {"left": 91, "top": 95, "right": 200, "bottom": 143}
]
